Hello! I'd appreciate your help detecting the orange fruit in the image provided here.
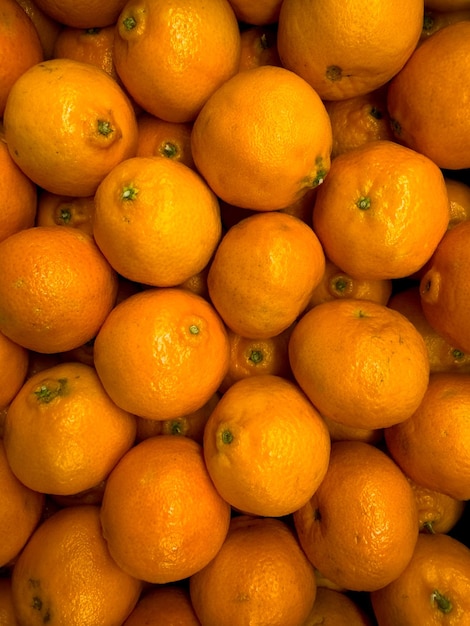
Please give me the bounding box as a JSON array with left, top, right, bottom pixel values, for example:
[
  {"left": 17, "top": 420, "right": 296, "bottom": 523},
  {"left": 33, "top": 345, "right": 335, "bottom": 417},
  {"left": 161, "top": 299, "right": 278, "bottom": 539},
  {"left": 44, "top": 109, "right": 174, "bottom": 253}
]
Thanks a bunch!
[
  {"left": 321, "top": 413, "right": 384, "bottom": 446},
  {"left": 100, "top": 435, "right": 231, "bottom": 583},
  {"left": 203, "top": 375, "right": 331, "bottom": 517},
  {"left": 35, "top": 191, "right": 95, "bottom": 236},
  {"left": 238, "top": 24, "right": 281, "bottom": 72},
  {"left": 14, "top": 0, "right": 61, "bottom": 60},
  {"left": 189, "top": 515, "right": 317, "bottom": 626},
  {"left": 0, "top": 332, "right": 28, "bottom": 411},
  {"left": 3, "top": 361, "right": 137, "bottom": 496},
  {"left": 288, "top": 299, "right": 430, "bottom": 430},
  {"left": 387, "top": 21, "right": 470, "bottom": 169},
  {"left": 93, "top": 156, "right": 221, "bottom": 287},
  {"left": 0, "top": 439, "right": 44, "bottom": 568},
  {"left": 421, "top": 8, "right": 470, "bottom": 40},
  {"left": 0, "top": 577, "right": 19, "bottom": 626},
  {"left": 136, "top": 113, "right": 195, "bottom": 169},
  {"left": 32, "top": 0, "right": 127, "bottom": 27},
  {"left": 446, "top": 177, "right": 470, "bottom": 229},
  {"left": 407, "top": 476, "right": 466, "bottom": 535},
  {"left": 227, "top": 0, "right": 283, "bottom": 24},
  {"left": 370, "top": 533, "right": 470, "bottom": 625},
  {"left": 3, "top": 58, "right": 138, "bottom": 197},
  {"left": 123, "top": 585, "right": 201, "bottom": 626},
  {"left": 0, "top": 226, "right": 118, "bottom": 353},
  {"left": 207, "top": 212, "right": 325, "bottom": 339},
  {"left": 277, "top": 0, "right": 423, "bottom": 100},
  {"left": 191, "top": 65, "right": 332, "bottom": 211},
  {"left": 294, "top": 440, "right": 419, "bottom": 593},
  {"left": 420, "top": 219, "right": 470, "bottom": 353},
  {"left": 385, "top": 372, "right": 470, "bottom": 501},
  {"left": 113, "top": 0, "right": 241, "bottom": 123},
  {"left": 94, "top": 287, "right": 230, "bottom": 420},
  {"left": 312, "top": 140, "right": 450, "bottom": 280},
  {"left": 302, "top": 587, "right": 374, "bottom": 626},
  {"left": 11, "top": 505, "right": 143, "bottom": 626}
]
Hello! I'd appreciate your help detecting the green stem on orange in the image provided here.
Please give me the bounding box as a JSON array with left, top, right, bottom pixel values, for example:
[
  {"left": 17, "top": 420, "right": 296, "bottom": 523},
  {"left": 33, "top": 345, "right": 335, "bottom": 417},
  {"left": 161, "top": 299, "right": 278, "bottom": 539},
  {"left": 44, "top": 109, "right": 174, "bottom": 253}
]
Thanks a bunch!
[
  {"left": 34, "top": 378, "right": 68, "bottom": 404},
  {"left": 431, "top": 590, "right": 453, "bottom": 614}
]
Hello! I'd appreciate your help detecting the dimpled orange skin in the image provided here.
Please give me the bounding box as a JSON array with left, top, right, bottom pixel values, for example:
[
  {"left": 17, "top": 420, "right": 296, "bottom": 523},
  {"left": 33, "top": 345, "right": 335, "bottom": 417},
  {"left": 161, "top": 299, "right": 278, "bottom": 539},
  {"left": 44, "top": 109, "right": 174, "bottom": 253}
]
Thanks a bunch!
[{"left": 32, "top": 0, "right": 128, "bottom": 28}]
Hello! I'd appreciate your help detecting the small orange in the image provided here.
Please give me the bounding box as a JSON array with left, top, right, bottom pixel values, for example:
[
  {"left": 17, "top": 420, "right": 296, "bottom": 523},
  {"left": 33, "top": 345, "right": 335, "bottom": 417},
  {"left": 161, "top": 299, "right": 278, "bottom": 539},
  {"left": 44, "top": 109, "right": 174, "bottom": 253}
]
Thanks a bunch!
[
  {"left": 370, "top": 533, "right": 470, "bottom": 625},
  {"left": 321, "top": 413, "right": 384, "bottom": 446},
  {"left": 3, "top": 361, "right": 137, "bottom": 496},
  {"left": 227, "top": 0, "right": 283, "bottom": 24},
  {"left": 203, "top": 375, "right": 331, "bottom": 517},
  {"left": 14, "top": 0, "right": 61, "bottom": 60},
  {"left": 385, "top": 372, "right": 470, "bottom": 501},
  {"left": 294, "top": 440, "right": 419, "bottom": 593},
  {"left": 33, "top": 0, "right": 127, "bottom": 27},
  {"left": 238, "top": 24, "right": 281, "bottom": 72},
  {"left": 136, "top": 113, "right": 195, "bottom": 169},
  {"left": 207, "top": 212, "right": 325, "bottom": 339},
  {"left": 421, "top": 8, "right": 470, "bottom": 40},
  {"left": 302, "top": 587, "right": 374, "bottom": 626},
  {"left": 93, "top": 287, "right": 230, "bottom": 420},
  {"left": 446, "top": 177, "right": 470, "bottom": 229},
  {"left": 93, "top": 156, "right": 221, "bottom": 287},
  {"left": 11, "top": 505, "right": 143, "bottom": 626},
  {"left": 189, "top": 515, "right": 317, "bottom": 626},
  {"left": 288, "top": 299, "right": 430, "bottom": 430},
  {"left": 35, "top": 191, "right": 95, "bottom": 236},
  {"left": 0, "top": 577, "right": 19, "bottom": 626},
  {"left": 312, "top": 140, "right": 450, "bottom": 280},
  {"left": 113, "top": 0, "right": 241, "bottom": 123},
  {"left": 407, "top": 476, "right": 466, "bottom": 535},
  {"left": 100, "top": 435, "right": 231, "bottom": 583},
  {"left": 0, "top": 226, "right": 118, "bottom": 353},
  {"left": 191, "top": 65, "right": 332, "bottom": 211},
  {"left": 0, "top": 439, "right": 44, "bottom": 568},
  {"left": 387, "top": 21, "right": 470, "bottom": 169},
  {"left": 3, "top": 58, "right": 138, "bottom": 197},
  {"left": 123, "top": 585, "right": 201, "bottom": 626},
  {"left": 0, "top": 332, "right": 28, "bottom": 411}
]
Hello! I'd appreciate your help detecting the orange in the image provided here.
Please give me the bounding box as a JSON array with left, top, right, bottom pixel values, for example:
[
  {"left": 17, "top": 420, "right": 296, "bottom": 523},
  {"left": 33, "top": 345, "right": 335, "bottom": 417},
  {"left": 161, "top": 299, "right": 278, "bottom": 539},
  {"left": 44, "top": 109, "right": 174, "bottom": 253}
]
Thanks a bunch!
[
  {"left": 11, "top": 505, "right": 143, "bottom": 625},
  {"left": 420, "top": 219, "right": 470, "bottom": 353},
  {"left": 33, "top": 0, "right": 127, "bottom": 27},
  {"left": 0, "top": 577, "right": 19, "bottom": 626},
  {"left": 3, "top": 58, "right": 138, "bottom": 197},
  {"left": 421, "top": 8, "right": 470, "bottom": 40},
  {"left": 385, "top": 372, "right": 470, "bottom": 501},
  {"left": 136, "top": 113, "right": 195, "bottom": 169},
  {"left": 177, "top": 265, "right": 210, "bottom": 301},
  {"left": 370, "top": 533, "right": 470, "bottom": 625},
  {"left": 0, "top": 439, "right": 44, "bottom": 568},
  {"left": 189, "top": 515, "right": 317, "bottom": 626},
  {"left": 0, "top": 331, "right": 28, "bottom": 411},
  {"left": 302, "top": 587, "right": 374, "bottom": 626},
  {"left": 100, "top": 435, "right": 231, "bottom": 583},
  {"left": 387, "top": 21, "right": 470, "bottom": 169},
  {"left": 0, "top": 226, "right": 118, "bottom": 353},
  {"left": 288, "top": 299, "right": 430, "bottom": 430},
  {"left": 35, "top": 191, "right": 95, "bottom": 236},
  {"left": 14, "top": 0, "right": 61, "bottom": 60},
  {"left": 207, "top": 212, "right": 325, "bottom": 339},
  {"left": 113, "top": 0, "right": 241, "bottom": 123},
  {"left": 191, "top": 65, "right": 332, "bottom": 211},
  {"left": 123, "top": 585, "right": 201, "bottom": 626},
  {"left": 446, "top": 177, "right": 470, "bottom": 229},
  {"left": 0, "top": 0, "right": 43, "bottom": 116},
  {"left": 294, "top": 440, "right": 419, "bottom": 592},
  {"left": 312, "top": 140, "right": 450, "bottom": 280},
  {"left": 93, "top": 156, "right": 222, "bottom": 287},
  {"left": 203, "top": 375, "right": 331, "bottom": 517},
  {"left": 238, "top": 24, "right": 281, "bottom": 72},
  {"left": 321, "top": 413, "right": 384, "bottom": 446},
  {"left": 3, "top": 361, "right": 137, "bottom": 496},
  {"left": 227, "top": 0, "right": 283, "bottom": 24},
  {"left": 407, "top": 476, "right": 466, "bottom": 535},
  {"left": 94, "top": 287, "right": 230, "bottom": 420},
  {"left": 277, "top": 0, "right": 423, "bottom": 100}
]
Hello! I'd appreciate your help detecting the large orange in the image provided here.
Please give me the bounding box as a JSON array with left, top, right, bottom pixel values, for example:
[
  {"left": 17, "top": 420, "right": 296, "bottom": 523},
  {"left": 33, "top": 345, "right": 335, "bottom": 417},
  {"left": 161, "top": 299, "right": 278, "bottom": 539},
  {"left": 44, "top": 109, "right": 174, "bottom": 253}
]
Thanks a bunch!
[
  {"left": 277, "top": 0, "right": 423, "bottom": 100},
  {"left": 33, "top": 0, "right": 127, "bottom": 27},
  {"left": 191, "top": 65, "right": 332, "bottom": 211},
  {"left": 203, "top": 375, "right": 331, "bottom": 517},
  {"left": 387, "top": 21, "right": 470, "bottom": 169},
  {"left": 123, "top": 585, "right": 201, "bottom": 626},
  {"left": 100, "top": 435, "right": 231, "bottom": 583},
  {"left": 3, "top": 58, "right": 138, "bottom": 197},
  {"left": 11, "top": 505, "right": 143, "bottom": 625},
  {"left": 207, "top": 212, "right": 325, "bottom": 339},
  {"left": 189, "top": 515, "right": 317, "bottom": 626},
  {"left": 0, "top": 332, "right": 28, "bottom": 411},
  {"left": 113, "top": 0, "right": 241, "bottom": 123},
  {"left": 294, "top": 440, "right": 419, "bottom": 592},
  {"left": 0, "top": 226, "right": 118, "bottom": 353},
  {"left": 312, "top": 140, "right": 450, "bottom": 280},
  {"left": 93, "top": 287, "right": 230, "bottom": 420},
  {"left": 288, "top": 299, "right": 430, "bottom": 430}
]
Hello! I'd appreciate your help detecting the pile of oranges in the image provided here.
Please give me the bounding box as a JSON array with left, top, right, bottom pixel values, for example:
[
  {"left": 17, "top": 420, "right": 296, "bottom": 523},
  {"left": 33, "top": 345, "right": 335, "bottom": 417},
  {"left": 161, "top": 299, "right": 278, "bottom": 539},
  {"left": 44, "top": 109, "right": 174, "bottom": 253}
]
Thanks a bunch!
[{"left": 1, "top": 0, "right": 470, "bottom": 624}]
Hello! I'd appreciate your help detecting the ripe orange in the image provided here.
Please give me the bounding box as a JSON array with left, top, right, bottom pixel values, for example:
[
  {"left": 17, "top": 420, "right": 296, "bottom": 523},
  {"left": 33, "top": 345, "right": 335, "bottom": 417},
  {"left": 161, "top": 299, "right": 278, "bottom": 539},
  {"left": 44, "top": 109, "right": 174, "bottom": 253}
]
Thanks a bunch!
[
  {"left": 387, "top": 21, "right": 470, "bottom": 169},
  {"left": 421, "top": 8, "right": 470, "bottom": 40},
  {"left": 0, "top": 226, "right": 118, "bottom": 353},
  {"left": 123, "top": 585, "right": 201, "bottom": 626},
  {"left": 321, "top": 413, "right": 384, "bottom": 446},
  {"left": 0, "top": 332, "right": 28, "bottom": 411},
  {"left": 136, "top": 113, "right": 195, "bottom": 169},
  {"left": 35, "top": 191, "right": 95, "bottom": 236},
  {"left": 33, "top": 0, "right": 127, "bottom": 27},
  {"left": 302, "top": 587, "right": 374, "bottom": 626},
  {"left": 100, "top": 435, "right": 231, "bottom": 583},
  {"left": 370, "top": 533, "right": 470, "bottom": 625},
  {"left": 238, "top": 24, "right": 281, "bottom": 72},
  {"left": 189, "top": 515, "right": 317, "bottom": 626},
  {"left": 385, "top": 372, "right": 470, "bottom": 501},
  {"left": 407, "top": 476, "right": 466, "bottom": 535},
  {"left": 446, "top": 177, "right": 470, "bottom": 229},
  {"left": 288, "top": 299, "right": 430, "bottom": 430},
  {"left": 11, "top": 505, "right": 143, "bottom": 626},
  {"left": 277, "top": 0, "right": 423, "bottom": 100},
  {"left": 113, "top": 0, "right": 241, "bottom": 123},
  {"left": 191, "top": 65, "right": 332, "bottom": 211},
  {"left": 0, "top": 577, "right": 19, "bottom": 626},
  {"left": 203, "top": 375, "right": 331, "bottom": 517},
  {"left": 93, "top": 156, "right": 222, "bottom": 287},
  {"left": 227, "top": 0, "right": 283, "bottom": 24},
  {"left": 3, "top": 58, "right": 138, "bottom": 197},
  {"left": 0, "top": 439, "right": 44, "bottom": 568},
  {"left": 207, "top": 212, "right": 325, "bottom": 339},
  {"left": 294, "top": 440, "right": 419, "bottom": 592},
  {"left": 14, "top": 0, "right": 61, "bottom": 60},
  {"left": 312, "top": 140, "right": 450, "bottom": 280},
  {"left": 3, "top": 361, "right": 137, "bottom": 496}
]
